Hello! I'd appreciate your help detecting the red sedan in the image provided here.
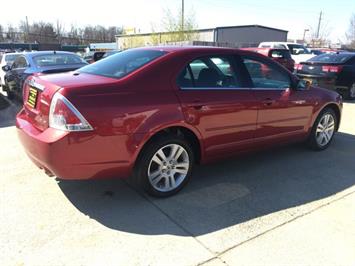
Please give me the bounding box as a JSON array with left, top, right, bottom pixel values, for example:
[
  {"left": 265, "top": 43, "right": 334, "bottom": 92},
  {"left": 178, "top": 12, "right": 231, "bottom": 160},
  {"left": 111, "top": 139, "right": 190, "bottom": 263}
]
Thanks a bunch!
[{"left": 16, "top": 46, "right": 342, "bottom": 197}]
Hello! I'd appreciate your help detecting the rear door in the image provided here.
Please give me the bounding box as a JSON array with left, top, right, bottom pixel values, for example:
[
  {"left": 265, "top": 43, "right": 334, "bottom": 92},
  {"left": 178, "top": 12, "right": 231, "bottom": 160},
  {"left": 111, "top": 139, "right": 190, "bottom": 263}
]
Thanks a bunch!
[
  {"left": 174, "top": 54, "right": 258, "bottom": 159},
  {"left": 240, "top": 55, "right": 313, "bottom": 143}
]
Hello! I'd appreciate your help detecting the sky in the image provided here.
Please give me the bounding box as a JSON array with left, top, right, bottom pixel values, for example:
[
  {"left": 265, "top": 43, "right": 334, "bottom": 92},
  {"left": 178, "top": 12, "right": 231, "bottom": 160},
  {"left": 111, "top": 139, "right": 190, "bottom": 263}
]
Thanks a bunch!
[{"left": 0, "top": 0, "right": 354, "bottom": 43}]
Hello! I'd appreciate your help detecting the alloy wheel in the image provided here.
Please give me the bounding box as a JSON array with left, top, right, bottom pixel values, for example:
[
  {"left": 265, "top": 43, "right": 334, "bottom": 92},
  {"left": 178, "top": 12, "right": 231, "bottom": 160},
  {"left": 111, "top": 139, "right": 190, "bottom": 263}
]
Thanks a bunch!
[
  {"left": 316, "top": 113, "right": 335, "bottom": 147},
  {"left": 147, "top": 144, "right": 190, "bottom": 192}
]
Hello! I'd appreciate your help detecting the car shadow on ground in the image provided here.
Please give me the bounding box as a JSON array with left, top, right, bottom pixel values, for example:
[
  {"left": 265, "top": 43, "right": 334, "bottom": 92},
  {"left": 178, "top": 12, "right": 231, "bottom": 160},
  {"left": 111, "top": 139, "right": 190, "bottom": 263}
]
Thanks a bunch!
[
  {"left": 58, "top": 132, "right": 355, "bottom": 237},
  {"left": 0, "top": 94, "right": 22, "bottom": 128}
]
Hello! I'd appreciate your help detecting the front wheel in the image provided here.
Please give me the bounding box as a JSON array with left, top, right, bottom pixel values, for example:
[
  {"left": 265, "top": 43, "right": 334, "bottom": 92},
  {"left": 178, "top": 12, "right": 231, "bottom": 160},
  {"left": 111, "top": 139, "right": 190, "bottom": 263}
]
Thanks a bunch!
[
  {"left": 307, "top": 108, "right": 337, "bottom": 150},
  {"left": 134, "top": 136, "right": 194, "bottom": 197}
]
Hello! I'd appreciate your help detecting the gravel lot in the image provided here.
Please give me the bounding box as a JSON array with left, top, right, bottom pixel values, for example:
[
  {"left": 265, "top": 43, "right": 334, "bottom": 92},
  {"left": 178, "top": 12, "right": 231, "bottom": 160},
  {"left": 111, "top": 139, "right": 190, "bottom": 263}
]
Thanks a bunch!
[{"left": 0, "top": 94, "right": 354, "bottom": 266}]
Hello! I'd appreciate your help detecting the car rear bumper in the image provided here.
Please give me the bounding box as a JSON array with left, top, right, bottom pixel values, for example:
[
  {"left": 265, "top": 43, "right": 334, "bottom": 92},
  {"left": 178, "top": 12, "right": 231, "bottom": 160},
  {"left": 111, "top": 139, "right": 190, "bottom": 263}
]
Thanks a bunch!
[{"left": 16, "top": 109, "right": 132, "bottom": 180}]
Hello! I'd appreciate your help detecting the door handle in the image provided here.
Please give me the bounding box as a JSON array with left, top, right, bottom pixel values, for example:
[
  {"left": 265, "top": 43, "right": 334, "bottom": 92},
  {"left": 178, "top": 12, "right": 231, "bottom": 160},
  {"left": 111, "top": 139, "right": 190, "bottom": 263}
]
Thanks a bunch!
[
  {"left": 187, "top": 101, "right": 205, "bottom": 110},
  {"left": 262, "top": 98, "right": 275, "bottom": 106}
]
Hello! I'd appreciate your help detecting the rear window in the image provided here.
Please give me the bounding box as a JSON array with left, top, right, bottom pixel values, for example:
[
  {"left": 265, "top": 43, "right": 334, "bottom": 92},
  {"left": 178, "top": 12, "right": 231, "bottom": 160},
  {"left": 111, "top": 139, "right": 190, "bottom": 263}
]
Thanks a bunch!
[
  {"left": 308, "top": 53, "right": 354, "bottom": 64},
  {"left": 287, "top": 44, "right": 311, "bottom": 55},
  {"left": 33, "top": 53, "right": 86, "bottom": 67},
  {"left": 78, "top": 49, "right": 167, "bottom": 79},
  {"left": 5, "top": 54, "right": 21, "bottom": 63}
]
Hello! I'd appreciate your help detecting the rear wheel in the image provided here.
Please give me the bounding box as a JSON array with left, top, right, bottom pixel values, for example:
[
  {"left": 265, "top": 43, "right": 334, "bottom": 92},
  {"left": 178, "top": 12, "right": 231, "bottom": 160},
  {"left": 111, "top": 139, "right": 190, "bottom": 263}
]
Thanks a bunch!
[
  {"left": 307, "top": 108, "right": 337, "bottom": 150},
  {"left": 134, "top": 136, "right": 194, "bottom": 197},
  {"left": 345, "top": 83, "right": 355, "bottom": 100}
]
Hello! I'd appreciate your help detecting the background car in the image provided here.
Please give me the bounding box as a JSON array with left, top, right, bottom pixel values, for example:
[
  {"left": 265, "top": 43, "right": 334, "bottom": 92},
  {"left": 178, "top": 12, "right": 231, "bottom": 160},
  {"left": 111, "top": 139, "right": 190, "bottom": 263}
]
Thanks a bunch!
[
  {"left": 102, "top": 50, "right": 121, "bottom": 59},
  {"left": 258, "top": 42, "right": 315, "bottom": 63},
  {"left": 295, "top": 52, "right": 355, "bottom": 99},
  {"left": 0, "top": 52, "right": 21, "bottom": 89},
  {"left": 17, "top": 47, "right": 342, "bottom": 197},
  {"left": 83, "top": 51, "right": 106, "bottom": 63},
  {"left": 242, "top": 47, "right": 295, "bottom": 71},
  {"left": 2, "top": 51, "right": 88, "bottom": 100}
]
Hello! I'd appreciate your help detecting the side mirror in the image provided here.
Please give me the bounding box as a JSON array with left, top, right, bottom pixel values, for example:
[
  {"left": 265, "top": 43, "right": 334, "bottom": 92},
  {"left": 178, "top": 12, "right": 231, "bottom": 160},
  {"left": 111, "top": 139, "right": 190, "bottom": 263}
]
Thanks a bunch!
[
  {"left": 2, "top": 65, "right": 11, "bottom": 72},
  {"left": 296, "top": 79, "right": 311, "bottom": 90}
]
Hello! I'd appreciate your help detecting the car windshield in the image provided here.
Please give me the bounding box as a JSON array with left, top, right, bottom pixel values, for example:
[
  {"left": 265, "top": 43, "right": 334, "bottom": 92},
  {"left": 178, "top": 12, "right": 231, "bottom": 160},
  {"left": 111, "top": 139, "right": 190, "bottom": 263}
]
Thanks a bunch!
[
  {"left": 287, "top": 44, "right": 311, "bottom": 55},
  {"left": 33, "top": 53, "right": 86, "bottom": 67},
  {"left": 78, "top": 49, "right": 166, "bottom": 79},
  {"left": 5, "top": 54, "right": 21, "bottom": 63},
  {"left": 307, "top": 53, "right": 354, "bottom": 63}
]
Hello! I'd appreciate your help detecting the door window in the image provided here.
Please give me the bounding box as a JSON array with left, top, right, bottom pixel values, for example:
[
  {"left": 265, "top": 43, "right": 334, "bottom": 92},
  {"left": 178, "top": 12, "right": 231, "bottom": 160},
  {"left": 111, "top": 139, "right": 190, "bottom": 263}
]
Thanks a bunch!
[
  {"left": 12, "top": 56, "right": 27, "bottom": 69},
  {"left": 177, "top": 56, "right": 241, "bottom": 89},
  {"left": 242, "top": 56, "right": 291, "bottom": 89}
]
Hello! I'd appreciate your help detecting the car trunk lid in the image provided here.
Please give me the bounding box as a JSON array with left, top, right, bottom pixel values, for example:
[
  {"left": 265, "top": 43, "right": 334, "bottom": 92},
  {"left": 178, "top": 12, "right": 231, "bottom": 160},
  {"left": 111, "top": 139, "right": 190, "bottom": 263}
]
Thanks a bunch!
[{"left": 22, "top": 72, "right": 118, "bottom": 131}]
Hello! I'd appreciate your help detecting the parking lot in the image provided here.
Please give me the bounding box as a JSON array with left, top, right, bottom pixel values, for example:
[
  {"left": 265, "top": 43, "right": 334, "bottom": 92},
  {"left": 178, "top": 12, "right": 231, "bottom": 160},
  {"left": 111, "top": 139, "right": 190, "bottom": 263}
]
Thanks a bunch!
[{"left": 0, "top": 94, "right": 354, "bottom": 266}]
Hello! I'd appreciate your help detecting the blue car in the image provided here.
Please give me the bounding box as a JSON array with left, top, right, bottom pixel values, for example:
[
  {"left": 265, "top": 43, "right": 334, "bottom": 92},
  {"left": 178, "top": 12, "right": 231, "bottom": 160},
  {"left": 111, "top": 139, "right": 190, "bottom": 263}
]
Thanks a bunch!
[{"left": 2, "top": 51, "right": 87, "bottom": 100}]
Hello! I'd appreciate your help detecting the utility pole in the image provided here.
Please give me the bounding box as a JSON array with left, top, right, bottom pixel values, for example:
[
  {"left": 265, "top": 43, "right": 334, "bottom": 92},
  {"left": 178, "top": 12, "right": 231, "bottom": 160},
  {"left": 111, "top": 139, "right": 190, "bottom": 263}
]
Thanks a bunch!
[
  {"left": 26, "top": 16, "right": 32, "bottom": 50},
  {"left": 303, "top": 29, "right": 309, "bottom": 43},
  {"left": 316, "top": 11, "right": 322, "bottom": 39},
  {"left": 181, "top": 0, "right": 185, "bottom": 31}
]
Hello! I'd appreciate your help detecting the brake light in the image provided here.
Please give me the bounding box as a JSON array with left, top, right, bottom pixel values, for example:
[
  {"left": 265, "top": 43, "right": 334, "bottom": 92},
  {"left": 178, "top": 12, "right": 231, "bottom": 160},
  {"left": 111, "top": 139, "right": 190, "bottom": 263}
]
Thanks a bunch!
[
  {"left": 49, "top": 93, "right": 93, "bottom": 131},
  {"left": 295, "top": 64, "right": 303, "bottom": 71},
  {"left": 322, "top": 65, "right": 343, "bottom": 73}
]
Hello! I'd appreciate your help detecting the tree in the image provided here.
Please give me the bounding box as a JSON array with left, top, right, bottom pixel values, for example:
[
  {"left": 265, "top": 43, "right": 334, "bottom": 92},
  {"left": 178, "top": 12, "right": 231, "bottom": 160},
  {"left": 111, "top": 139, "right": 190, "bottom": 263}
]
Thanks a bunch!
[
  {"left": 0, "top": 24, "right": 4, "bottom": 41},
  {"left": 309, "top": 22, "right": 331, "bottom": 47},
  {"left": 6, "top": 24, "right": 19, "bottom": 42},
  {"left": 151, "top": 7, "right": 198, "bottom": 45},
  {"left": 346, "top": 13, "right": 355, "bottom": 48}
]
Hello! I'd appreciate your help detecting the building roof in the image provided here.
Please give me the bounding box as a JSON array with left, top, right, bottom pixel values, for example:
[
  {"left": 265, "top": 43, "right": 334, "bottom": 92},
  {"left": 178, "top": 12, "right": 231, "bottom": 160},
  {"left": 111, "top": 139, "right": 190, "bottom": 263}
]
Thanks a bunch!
[
  {"left": 116, "top": 24, "right": 288, "bottom": 38},
  {"left": 215, "top": 24, "right": 288, "bottom": 33}
]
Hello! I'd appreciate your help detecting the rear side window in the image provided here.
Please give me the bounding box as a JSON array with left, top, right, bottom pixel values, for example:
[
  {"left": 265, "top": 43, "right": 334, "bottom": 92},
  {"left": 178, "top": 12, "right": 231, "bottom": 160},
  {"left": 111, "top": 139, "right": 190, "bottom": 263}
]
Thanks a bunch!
[
  {"left": 177, "top": 56, "right": 241, "bottom": 89},
  {"left": 242, "top": 56, "right": 291, "bottom": 89},
  {"left": 79, "top": 49, "right": 166, "bottom": 79}
]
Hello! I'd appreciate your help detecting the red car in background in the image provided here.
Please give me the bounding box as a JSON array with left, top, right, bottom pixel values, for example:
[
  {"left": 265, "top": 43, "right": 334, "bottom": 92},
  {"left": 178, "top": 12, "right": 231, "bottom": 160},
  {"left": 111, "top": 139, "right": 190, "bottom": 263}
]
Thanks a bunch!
[
  {"left": 243, "top": 47, "right": 295, "bottom": 72},
  {"left": 16, "top": 46, "right": 342, "bottom": 197}
]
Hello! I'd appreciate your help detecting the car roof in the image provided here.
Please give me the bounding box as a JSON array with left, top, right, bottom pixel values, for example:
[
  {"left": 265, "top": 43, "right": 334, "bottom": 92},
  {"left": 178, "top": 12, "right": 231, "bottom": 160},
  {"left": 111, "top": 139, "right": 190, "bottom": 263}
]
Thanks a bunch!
[
  {"left": 4, "top": 52, "right": 22, "bottom": 56},
  {"left": 133, "top": 45, "right": 246, "bottom": 53}
]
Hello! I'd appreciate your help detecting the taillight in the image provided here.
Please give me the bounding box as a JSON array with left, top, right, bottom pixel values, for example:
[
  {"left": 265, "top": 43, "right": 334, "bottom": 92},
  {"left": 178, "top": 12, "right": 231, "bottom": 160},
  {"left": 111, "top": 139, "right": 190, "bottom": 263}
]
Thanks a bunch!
[
  {"left": 295, "top": 64, "right": 303, "bottom": 71},
  {"left": 49, "top": 92, "right": 93, "bottom": 132},
  {"left": 322, "top": 65, "right": 343, "bottom": 73}
]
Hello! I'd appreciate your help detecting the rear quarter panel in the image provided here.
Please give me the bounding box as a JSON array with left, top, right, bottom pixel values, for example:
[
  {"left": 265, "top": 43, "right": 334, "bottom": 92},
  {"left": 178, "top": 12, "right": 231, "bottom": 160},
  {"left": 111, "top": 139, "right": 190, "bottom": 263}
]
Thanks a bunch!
[{"left": 59, "top": 54, "right": 203, "bottom": 163}]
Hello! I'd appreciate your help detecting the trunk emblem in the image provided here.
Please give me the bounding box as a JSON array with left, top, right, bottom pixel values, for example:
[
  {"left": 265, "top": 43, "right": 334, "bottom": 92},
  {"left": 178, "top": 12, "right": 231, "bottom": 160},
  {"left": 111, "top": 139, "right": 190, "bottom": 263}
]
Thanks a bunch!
[{"left": 308, "top": 66, "right": 314, "bottom": 70}]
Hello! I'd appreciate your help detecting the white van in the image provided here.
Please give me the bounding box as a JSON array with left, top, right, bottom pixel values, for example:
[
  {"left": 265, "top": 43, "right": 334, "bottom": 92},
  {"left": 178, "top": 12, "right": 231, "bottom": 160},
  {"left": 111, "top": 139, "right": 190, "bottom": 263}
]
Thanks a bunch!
[
  {"left": 258, "top": 42, "right": 315, "bottom": 63},
  {"left": 0, "top": 53, "right": 21, "bottom": 88}
]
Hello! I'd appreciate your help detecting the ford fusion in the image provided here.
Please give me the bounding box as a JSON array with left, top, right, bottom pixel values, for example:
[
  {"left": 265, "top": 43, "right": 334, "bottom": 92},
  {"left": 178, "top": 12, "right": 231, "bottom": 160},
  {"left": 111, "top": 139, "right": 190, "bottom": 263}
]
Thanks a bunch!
[{"left": 16, "top": 47, "right": 342, "bottom": 197}]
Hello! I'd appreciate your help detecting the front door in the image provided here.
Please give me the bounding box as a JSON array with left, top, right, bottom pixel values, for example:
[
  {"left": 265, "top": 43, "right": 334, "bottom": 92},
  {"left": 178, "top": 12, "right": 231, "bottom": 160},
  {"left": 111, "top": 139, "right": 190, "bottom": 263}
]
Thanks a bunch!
[{"left": 240, "top": 55, "right": 313, "bottom": 142}]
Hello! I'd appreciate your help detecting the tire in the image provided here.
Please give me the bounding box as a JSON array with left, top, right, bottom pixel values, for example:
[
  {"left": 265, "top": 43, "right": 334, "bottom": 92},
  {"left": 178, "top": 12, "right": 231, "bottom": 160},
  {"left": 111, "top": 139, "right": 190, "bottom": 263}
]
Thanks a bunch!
[
  {"left": 6, "top": 90, "right": 15, "bottom": 100},
  {"left": 134, "top": 135, "right": 195, "bottom": 197},
  {"left": 345, "top": 82, "right": 355, "bottom": 100},
  {"left": 307, "top": 108, "right": 337, "bottom": 151}
]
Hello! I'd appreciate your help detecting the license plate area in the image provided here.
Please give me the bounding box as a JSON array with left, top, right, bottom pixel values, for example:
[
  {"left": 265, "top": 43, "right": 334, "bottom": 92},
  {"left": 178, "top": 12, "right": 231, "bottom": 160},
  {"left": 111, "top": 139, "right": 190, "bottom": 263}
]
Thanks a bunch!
[{"left": 27, "top": 87, "right": 38, "bottom": 108}]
